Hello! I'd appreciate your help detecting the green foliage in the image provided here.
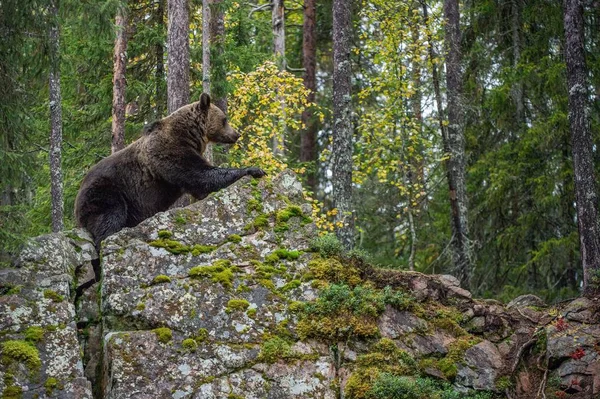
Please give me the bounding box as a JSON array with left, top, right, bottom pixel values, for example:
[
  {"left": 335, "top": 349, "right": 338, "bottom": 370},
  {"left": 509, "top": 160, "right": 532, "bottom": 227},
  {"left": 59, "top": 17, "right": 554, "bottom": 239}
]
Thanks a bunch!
[
  {"left": 258, "top": 336, "right": 294, "bottom": 364},
  {"left": 369, "top": 374, "right": 495, "bottom": 399},
  {"left": 24, "top": 326, "right": 45, "bottom": 343},
  {"left": 310, "top": 234, "right": 343, "bottom": 258}
]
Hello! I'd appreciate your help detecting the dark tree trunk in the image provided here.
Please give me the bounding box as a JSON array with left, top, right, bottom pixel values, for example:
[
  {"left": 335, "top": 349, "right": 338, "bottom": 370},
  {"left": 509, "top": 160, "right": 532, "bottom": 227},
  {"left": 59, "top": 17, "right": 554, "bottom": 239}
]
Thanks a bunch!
[
  {"left": 202, "top": 0, "right": 211, "bottom": 95},
  {"left": 332, "top": 0, "right": 354, "bottom": 249},
  {"left": 512, "top": 0, "right": 524, "bottom": 126},
  {"left": 564, "top": 0, "right": 600, "bottom": 296},
  {"left": 300, "top": 0, "right": 317, "bottom": 193},
  {"left": 167, "top": 0, "right": 190, "bottom": 114},
  {"left": 444, "top": 0, "right": 471, "bottom": 287},
  {"left": 155, "top": 0, "right": 165, "bottom": 119},
  {"left": 49, "top": 0, "right": 63, "bottom": 232},
  {"left": 111, "top": 6, "right": 128, "bottom": 154}
]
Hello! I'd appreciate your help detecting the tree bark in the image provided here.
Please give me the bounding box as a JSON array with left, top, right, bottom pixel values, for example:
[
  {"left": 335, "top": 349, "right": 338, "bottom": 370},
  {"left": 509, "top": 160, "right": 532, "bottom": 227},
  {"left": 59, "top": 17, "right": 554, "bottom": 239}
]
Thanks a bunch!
[
  {"left": 209, "top": 0, "right": 227, "bottom": 113},
  {"left": 167, "top": 0, "right": 190, "bottom": 114},
  {"left": 49, "top": 0, "right": 64, "bottom": 232},
  {"left": 512, "top": 0, "right": 524, "bottom": 126},
  {"left": 168, "top": 0, "right": 191, "bottom": 207},
  {"left": 272, "top": 0, "right": 286, "bottom": 157},
  {"left": 202, "top": 0, "right": 211, "bottom": 95},
  {"left": 564, "top": 0, "right": 600, "bottom": 296},
  {"left": 300, "top": 0, "right": 317, "bottom": 192},
  {"left": 111, "top": 5, "right": 128, "bottom": 154},
  {"left": 332, "top": 0, "right": 354, "bottom": 249},
  {"left": 444, "top": 0, "right": 471, "bottom": 287},
  {"left": 155, "top": 0, "right": 165, "bottom": 119}
]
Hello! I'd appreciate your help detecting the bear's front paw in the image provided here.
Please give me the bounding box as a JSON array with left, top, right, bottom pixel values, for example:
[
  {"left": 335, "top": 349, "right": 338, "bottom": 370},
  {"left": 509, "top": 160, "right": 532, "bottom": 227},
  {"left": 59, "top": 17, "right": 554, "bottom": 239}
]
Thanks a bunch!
[{"left": 246, "top": 167, "right": 267, "bottom": 178}]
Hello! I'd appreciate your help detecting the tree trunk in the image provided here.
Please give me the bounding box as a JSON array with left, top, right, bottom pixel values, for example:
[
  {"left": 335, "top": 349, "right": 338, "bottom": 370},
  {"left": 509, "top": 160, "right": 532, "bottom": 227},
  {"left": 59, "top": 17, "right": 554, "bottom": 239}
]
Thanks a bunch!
[
  {"left": 272, "top": 0, "right": 286, "bottom": 157},
  {"left": 512, "top": 0, "right": 524, "bottom": 127},
  {"left": 300, "top": 0, "right": 317, "bottom": 193},
  {"left": 332, "top": 0, "right": 354, "bottom": 249},
  {"left": 564, "top": 0, "right": 600, "bottom": 296},
  {"left": 202, "top": 0, "right": 213, "bottom": 164},
  {"left": 209, "top": 0, "right": 227, "bottom": 113},
  {"left": 272, "top": 0, "right": 286, "bottom": 69},
  {"left": 111, "top": 5, "right": 128, "bottom": 154},
  {"left": 167, "top": 0, "right": 190, "bottom": 114},
  {"left": 168, "top": 0, "right": 191, "bottom": 207},
  {"left": 155, "top": 0, "right": 165, "bottom": 119},
  {"left": 444, "top": 0, "right": 471, "bottom": 287},
  {"left": 49, "top": 0, "right": 64, "bottom": 232}
]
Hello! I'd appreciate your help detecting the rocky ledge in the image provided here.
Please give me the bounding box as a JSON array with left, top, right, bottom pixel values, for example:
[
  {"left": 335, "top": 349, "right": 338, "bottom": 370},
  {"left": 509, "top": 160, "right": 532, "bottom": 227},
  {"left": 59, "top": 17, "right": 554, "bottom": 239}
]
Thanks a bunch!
[{"left": 1, "top": 171, "right": 599, "bottom": 399}]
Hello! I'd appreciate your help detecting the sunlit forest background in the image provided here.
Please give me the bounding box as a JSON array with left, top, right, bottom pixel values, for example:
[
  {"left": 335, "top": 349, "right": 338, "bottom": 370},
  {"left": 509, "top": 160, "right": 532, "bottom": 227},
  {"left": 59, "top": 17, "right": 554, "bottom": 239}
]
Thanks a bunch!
[{"left": 2, "top": 0, "right": 600, "bottom": 303}]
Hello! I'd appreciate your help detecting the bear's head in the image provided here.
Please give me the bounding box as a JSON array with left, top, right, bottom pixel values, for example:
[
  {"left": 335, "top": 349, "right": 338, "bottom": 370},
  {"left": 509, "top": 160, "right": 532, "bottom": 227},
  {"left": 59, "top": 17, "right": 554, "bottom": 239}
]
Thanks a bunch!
[{"left": 197, "top": 93, "right": 240, "bottom": 144}]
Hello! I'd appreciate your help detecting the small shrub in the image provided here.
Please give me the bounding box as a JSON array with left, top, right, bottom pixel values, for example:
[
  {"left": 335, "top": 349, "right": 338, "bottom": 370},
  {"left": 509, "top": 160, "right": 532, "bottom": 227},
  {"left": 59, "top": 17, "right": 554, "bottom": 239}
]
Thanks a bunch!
[{"left": 310, "top": 234, "right": 342, "bottom": 257}]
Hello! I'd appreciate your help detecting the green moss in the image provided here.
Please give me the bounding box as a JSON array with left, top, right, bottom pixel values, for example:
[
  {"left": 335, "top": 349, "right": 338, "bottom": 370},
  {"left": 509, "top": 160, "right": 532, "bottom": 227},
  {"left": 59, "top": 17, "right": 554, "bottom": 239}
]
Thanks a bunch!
[
  {"left": 227, "top": 394, "right": 244, "bottom": 399},
  {"left": 189, "top": 260, "right": 236, "bottom": 289},
  {"left": 153, "top": 327, "right": 172, "bottom": 344},
  {"left": 1, "top": 340, "right": 41, "bottom": 370},
  {"left": 247, "top": 198, "right": 262, "bottom": 213},
  {"left": 288, "top": 301, "right": 305, "bottom": 313},
  {"left": 227, "top": 234, "right": 242, "bottom": 244},
  {"left": 182, "top": 338, "right": 198, "bottom": 352},
  {"left": 195, "top": 328, "right": 209, "bottom": 343},
  {"left": 258, "top": 337, "right": 294, "bottom": 364},
  {"left": 149, "top": 238, "right": 191, "bottom": 254},
  {"left": 43, "top": 289, "right": 64, "bottom": 303},
  {"left": 273, "top": 248, "right": 301, "bottom": 261},
  {"left": 246, "top": 308, "right": 257, "bottom": 318},
  {"left": 151, "top": 275, "right": 171, "bottom": 285},
  {"left": 280, "top": 280, "right": 301, "bottom": 292},
  {"left": 24, "top": 327, "right": 44, "bottom": 343},
  {"left": 157, "top": 230, "right": 173, "bottom": 239},
  {"left": 264, "top": 253, "right": 280, "bottom": 264},
  {"left": 0, "top": 284, "right": 22, "bottom": 296},
  {"left": 226, "top": 299, "right": 250, "bottom": 313},
  {"left": 44, "top": 377, "right": 61, "bottom": 395},
  {"left": 245, "top": 213, "right": 270, "bottom": 232},
  {"left": 191, "top": 244, "right": 217, "bottom": 256},
  {"left": 308, "top": 257, "right": 361, "bottom": 286},
  {"left": 2, "top": 385, "right": 23, "bottom": 399},
  {"left": 135, "top": 303, "right": 146, "bottom": 311}
]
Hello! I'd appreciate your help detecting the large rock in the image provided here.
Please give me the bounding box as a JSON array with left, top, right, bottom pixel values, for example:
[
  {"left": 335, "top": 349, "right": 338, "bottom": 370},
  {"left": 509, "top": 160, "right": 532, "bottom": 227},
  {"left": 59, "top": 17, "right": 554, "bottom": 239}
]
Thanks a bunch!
[
  {"left": 0, "top": 230, "right": 94, "bottom": 398},
  {"left": 3, "top": 170, "right": 600, "bottom": 398}
]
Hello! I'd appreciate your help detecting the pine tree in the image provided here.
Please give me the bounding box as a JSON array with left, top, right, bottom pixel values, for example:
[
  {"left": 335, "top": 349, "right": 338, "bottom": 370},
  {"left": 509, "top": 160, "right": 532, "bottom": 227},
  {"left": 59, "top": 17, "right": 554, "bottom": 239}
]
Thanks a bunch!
[
  {"left": 111, "top": 4, "right": 128, "bottom": 154},
  {"left": 563, "top": 0, "right": 600, "bottom": 296},
  {"left": 48, "top": 0, "right": 64, "bottom": 232},
  {"left": 300, "top": 0, "right": 317, "bottom": 192},
  {"left": 167, "top": 0, "right": 190, "bottom": 113}
]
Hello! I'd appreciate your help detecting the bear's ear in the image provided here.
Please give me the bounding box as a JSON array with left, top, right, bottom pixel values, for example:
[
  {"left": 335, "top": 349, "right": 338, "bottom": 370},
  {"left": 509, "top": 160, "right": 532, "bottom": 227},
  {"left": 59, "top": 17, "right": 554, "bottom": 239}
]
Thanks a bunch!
[{"left": 200, "top": 93, "right": 211, "bottom": 111}]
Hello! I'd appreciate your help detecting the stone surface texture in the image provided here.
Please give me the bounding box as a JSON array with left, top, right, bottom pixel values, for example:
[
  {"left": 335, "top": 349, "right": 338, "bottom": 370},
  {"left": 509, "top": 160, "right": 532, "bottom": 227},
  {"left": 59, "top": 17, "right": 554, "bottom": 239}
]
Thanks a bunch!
[{"left": 1, "top": 171, "right": 600, "bottom": 398}]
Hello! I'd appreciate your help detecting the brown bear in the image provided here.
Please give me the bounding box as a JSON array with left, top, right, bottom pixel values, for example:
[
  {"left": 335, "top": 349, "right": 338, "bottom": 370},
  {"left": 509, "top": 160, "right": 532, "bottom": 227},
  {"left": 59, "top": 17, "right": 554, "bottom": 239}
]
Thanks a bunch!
[{"left": 75, "top": 93, "right": 265, "bottom": 249}]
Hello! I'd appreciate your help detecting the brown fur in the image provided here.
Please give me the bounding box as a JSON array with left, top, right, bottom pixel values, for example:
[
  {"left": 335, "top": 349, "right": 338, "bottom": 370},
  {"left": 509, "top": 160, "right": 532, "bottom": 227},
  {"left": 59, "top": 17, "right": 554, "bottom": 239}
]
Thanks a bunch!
[{"left": 75, "top": 93, "right": 265, "bottom": 248}]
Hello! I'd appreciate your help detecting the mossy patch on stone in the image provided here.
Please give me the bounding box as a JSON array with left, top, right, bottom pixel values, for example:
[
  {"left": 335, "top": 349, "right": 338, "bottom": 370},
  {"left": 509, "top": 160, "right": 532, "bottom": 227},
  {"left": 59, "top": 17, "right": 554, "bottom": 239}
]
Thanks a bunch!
[
  {"left": 1, "top": 340, "right": 41, "bottom": 370},
  {"left": 44, "top": 377, "right": 62, "bottom": 395},
  {"left": 226, "top": 299, "right": 250, "bottom": 313},
  {"left": 280, "top": 279, "right": 301, "bottom": 292},
  {"left": 257, "top": 336, "right": 295, "bottom": 364},
  {"left": 157, "top": 230, "right": 173, "bottom": 239},
  {"left": 310, "top": 234, "right": 342, "bottom": 257},
  {"left": 246, "top": 308, "right": 257, "bottom": 318},
  {"left": 24, "top": 326, "right": 44, "bottom": 343},
  {"left": 227, "top": 234, "right": 242, "bottom": 244},
  {"left": 43, "top": 289, "right": 64, "bottom": 303},
  {"left": 182, "top": 338, "right": 198, "bottom": 352},
  {"left": 153, "top": 327, "right": 172, "bottom": 344},
  {"left": 0, "top": 284, "right": 22, "bottom": 296},
  {"left": 189, "top": 260, "right": 236, "bottom": 289},
  {"left": 151, "top": 275, "right": 171, "bottom": 285},
  {"left": 244, "top": 213, "right": 270, "bottom": 232},
  {"left": 274, "top": 205, "right": 311, "bottom": 232},
  {"left": 266, "top": 248, "right": 301, "bottom": 264},
  {"left": 307, "top": 257, "right": 361, "bottom": 286}
]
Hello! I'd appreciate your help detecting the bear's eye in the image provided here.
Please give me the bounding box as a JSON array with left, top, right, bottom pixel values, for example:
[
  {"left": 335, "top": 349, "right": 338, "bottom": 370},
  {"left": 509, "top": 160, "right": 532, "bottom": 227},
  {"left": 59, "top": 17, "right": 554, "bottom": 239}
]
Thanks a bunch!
[{"left": 222, "top": 117, "right": 227, "bottom": 127}]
